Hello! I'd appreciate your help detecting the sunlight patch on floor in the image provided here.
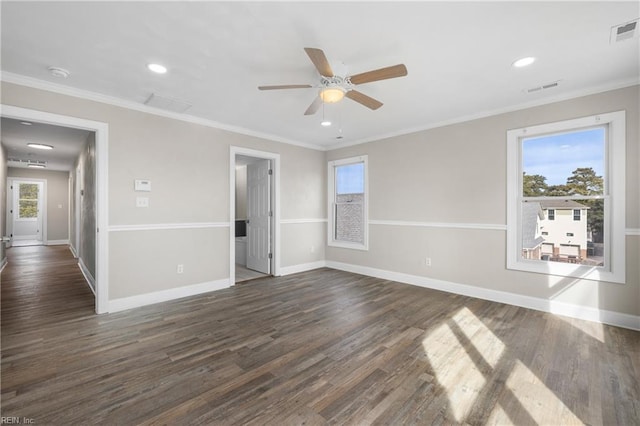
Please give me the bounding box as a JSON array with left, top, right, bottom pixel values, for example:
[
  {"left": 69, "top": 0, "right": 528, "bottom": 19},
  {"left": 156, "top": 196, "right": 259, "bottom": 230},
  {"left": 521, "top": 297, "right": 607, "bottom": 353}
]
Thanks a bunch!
[
  {"left": 504, "top": 359, "right": 583, "bottom": 425},
  {"left": 422, "top": 307, "right": 505, "bottom": 422}
]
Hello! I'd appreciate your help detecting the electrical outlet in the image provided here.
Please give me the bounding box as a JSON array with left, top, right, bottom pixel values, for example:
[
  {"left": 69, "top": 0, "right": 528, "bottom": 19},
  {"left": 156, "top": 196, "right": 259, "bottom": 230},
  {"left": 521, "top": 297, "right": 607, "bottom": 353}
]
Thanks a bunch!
[
  {"left": 177, "top": 264, "right": 184, "bottom": 274},
  {"left": 425, "top": 257, "right": 432, "bottom": 267}
]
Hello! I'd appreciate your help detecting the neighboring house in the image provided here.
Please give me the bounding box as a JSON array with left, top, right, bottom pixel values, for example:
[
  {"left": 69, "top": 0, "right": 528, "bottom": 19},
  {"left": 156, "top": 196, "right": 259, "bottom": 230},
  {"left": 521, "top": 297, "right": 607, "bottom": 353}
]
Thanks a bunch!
[
  {"left": 521, "top": 202, "right": 545, "bottom": 260},
  {"left": 539, "top": 200, "right": 589, "bottom": 260}
]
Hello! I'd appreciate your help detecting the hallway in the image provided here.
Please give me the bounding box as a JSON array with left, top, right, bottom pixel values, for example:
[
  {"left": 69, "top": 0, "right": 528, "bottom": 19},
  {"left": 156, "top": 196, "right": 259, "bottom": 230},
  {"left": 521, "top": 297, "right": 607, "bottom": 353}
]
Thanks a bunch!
[{"left": 1, "top": 245, "right": 94, "bottom": 335}]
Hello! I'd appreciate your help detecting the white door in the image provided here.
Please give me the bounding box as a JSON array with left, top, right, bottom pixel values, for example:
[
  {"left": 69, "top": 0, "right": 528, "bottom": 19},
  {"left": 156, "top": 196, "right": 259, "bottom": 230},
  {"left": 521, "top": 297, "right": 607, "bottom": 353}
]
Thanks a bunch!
[
  {"left": 11, "top": 180, "right": 44, "bottom": 243},
  {"left": 246, "top": 159, "right": 271, "bottom": 274}
]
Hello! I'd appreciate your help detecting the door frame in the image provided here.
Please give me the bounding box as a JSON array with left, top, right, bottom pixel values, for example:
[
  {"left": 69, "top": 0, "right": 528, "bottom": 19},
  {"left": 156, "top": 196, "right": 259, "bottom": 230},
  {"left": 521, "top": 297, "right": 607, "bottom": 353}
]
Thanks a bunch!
[
  {"left": 7, "top": 178, "right": 47, "bottom": 243},
  {"left": 229, "top": 146, "right": 280, "bottom": 284},
  {"left": 1, "top": 104, "right": 110, "bottom": 314}
]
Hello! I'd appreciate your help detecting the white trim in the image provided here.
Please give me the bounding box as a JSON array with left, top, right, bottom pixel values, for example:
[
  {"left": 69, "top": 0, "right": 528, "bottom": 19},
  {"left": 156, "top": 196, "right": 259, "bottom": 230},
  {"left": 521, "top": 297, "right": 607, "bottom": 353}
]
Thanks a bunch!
[
  {"left": 78, "top": 258, "right": 96, "bottom": 295},
  {"left": 326, "top": 261, "right": 640, "bottom": 331},
  {"left": 230, "top": 146, "right": 281, "bottom": 285},
  {"left": 280, "top": 260, "right": 327, "bottom": 276},
  {"left": 627, "top": 228, "right": 640, "bottom": 236},
  {"left": 328, "top": 155, "right": 369, "bottom": 250},
  {"left": 506, "top": 111, "right": 626, "bottom": 284},
  {"left": 1, "top": 104, "right": 110, "bottom": 314},
  {"left": 3, "top": 72, "right": 637, "bottom": 154},
  {"left": 281, "top": 218, "right": 327, "bottom": 225},
  {"left": 1, "top": 72, "right": 321, "bottom": 152},
  {"left": 108, "top": 278, "right": 230, "bottom": 313},
  {"left": 46, "top": 239, "right": 69, "bottom": 246},
  {"left": 109, "top": 222, "right": 229, "bottom": 232},
  {"left": 370, "top": 219, "right": 507, "bottom": 231},
  {"left": 326, "top": 78, "right": 640, "bottom": 150},
  {"left": 0, "top": 257, "right": 7, "bottom": 273},
  {"left": 69, "top": 244, "right": 78, "bottom": 258},
  {"left": 8, "top": 178, "right": 47, "bottom": 243}
]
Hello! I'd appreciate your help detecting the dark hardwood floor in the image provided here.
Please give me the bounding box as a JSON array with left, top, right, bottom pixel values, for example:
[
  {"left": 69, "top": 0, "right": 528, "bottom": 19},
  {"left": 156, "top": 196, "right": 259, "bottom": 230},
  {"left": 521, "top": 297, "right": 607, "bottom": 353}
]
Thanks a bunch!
[{"left": 1, "top": 245, "right": 639, "bottom": 425}]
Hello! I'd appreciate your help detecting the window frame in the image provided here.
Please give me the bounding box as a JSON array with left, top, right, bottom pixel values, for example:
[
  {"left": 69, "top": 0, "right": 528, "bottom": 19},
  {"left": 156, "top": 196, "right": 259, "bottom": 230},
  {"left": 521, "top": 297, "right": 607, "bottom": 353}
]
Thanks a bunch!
[
  {"left": 327, "top": 155, "right": 369, "bottom": 251},
  {"left": 15, "top": 182, "right": 40, "bottom": 222},
  {"left": 573, "top": 209, "right": 581, "bottom": 221},
  {"left": 506, "top": 111, "right": 625, "bottom": 284}
]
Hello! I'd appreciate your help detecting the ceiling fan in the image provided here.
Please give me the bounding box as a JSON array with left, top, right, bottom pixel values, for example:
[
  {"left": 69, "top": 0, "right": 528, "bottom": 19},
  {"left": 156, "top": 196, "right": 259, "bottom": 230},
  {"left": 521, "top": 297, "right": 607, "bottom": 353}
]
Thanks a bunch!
[{"left": 258, "top": 47, "right": 408, "bottom": 115}]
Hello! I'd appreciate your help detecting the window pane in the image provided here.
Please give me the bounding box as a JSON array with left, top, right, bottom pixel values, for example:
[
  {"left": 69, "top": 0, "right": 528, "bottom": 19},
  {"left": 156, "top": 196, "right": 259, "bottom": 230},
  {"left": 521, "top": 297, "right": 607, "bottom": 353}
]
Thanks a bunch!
[
  {"left": 335, "top": 198, "right": 363, "bottom": 244},
  {"left": 19, "top": 183, "right": 39, "bottom": 200},
  {"left": 520, "top": 199, "right": 604, "bottom": 267},
  {"left": 19, "top": 200, "right": 38, "bottom": 218},
  {"left": 522, "top": 127, "right": 605, "bottom": 197},
  {"left": 336, "top": 163, "right": 364, "bottom": 195}
]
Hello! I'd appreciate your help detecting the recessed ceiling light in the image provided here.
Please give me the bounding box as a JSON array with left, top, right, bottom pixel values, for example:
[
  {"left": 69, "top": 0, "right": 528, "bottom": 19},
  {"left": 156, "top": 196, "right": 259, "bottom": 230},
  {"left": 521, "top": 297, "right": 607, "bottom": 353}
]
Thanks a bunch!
[
  {"left": 321, "top": 120, "right": 332, "bottom": 127},
  {"left": 28, "top": 163, "right": 46, "bottom": 169},
  {"left": 512, "top": 57, "right": 536, "bottom": 68},
  {"left": 20, "top": 121, "right": 33, "bottom": 126},
  {"left": 147, "top": 63, "right": 168, "bottom": 74},
  {"left": 27, "top": 143, "right": 54, "bottom": 150}
]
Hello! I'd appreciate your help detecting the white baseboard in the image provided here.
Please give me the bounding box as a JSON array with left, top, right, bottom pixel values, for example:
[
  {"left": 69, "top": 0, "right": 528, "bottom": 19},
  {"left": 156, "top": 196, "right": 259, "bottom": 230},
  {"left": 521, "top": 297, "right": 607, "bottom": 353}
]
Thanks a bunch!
[
  {"left": 0, "top": 257, "right": 7, "bottom": 273},
  {"left": 47, "top": 239, "right": 69, "bottom": 246},
  {"left": 69, "top": 245, "right": 78, "bottom": 258},
  {"left": 108, "top": 278, "right": 231, "bottom": 313},
  {"left": 326, "top": 261, "right": 640, "bottom": 331},
  {"left": 280, "top": 260, "right": 327, "bottom": 276},
  {"left": 78, "top": 258, "right": 96, "bottom": 295}
]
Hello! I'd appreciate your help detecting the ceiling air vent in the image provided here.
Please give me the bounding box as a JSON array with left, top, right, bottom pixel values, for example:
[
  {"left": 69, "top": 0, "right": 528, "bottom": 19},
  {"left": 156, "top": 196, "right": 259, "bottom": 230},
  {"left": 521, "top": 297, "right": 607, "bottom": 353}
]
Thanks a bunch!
[
  {"left": 144, "top": 93, "right": 192, "bottom": 113},
  {"left": 525, "top": 80, "right": 561, "bottom": 94},
  {"left": 610, "top": 19, "right": 639, "bottom": 44}
]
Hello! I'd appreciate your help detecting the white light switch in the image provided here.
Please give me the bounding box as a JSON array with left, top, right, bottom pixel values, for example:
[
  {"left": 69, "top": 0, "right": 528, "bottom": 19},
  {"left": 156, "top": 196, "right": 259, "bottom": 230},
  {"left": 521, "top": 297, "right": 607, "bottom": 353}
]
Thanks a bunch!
[
  {"left": 136, "top": 197, "right": 149, "bottom": 207},
  {"left": 135, "top": 179, "right": 151, "bottom": 192}
]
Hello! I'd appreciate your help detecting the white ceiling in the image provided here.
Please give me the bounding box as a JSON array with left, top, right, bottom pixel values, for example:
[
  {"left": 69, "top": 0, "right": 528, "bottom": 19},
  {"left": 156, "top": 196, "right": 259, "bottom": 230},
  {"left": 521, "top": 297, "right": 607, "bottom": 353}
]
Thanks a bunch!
[
  {"left": 1, "top": 2, "right": 638, "bottom": 151},
  {"left": 1, "top": 118, "right": 90, "bottom": 171}
]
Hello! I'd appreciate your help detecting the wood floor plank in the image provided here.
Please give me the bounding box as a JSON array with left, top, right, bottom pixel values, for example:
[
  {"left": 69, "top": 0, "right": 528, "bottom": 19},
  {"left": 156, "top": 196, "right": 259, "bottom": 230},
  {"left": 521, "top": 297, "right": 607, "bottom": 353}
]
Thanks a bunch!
[{"left": 1, "top": 245, "right": 639, "bottom": 425}]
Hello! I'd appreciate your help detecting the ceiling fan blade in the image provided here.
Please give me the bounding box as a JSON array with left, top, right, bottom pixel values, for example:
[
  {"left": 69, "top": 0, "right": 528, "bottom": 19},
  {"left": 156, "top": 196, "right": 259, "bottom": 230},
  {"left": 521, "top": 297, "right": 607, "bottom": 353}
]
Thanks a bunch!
[
  {"left": 258, "top": 84, "right": 312, "bottom": 90},
  {"left": 304, "top": 47, "right": 334, "bottom": 77},
  {"left": 349, "top": 64, "right": 407, "bottom": 85},
  {"left": 304, "top": 96, "right": 322, "bottom": 115},
  {"left": 345, "top": 90, "right": 383, "bottom": 110}
]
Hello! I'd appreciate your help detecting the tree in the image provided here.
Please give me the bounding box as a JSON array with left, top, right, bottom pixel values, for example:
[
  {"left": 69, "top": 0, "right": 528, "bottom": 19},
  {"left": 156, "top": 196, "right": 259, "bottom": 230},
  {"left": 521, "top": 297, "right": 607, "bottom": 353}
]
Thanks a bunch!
[
  {"left": 566, "top": 167, "right": 603, "bottom": 196},
  {"left": 522, "top": 173, "right": 548, "bottom": 196},
  {"left": 567, "top": 167, "right": 604, "bottom": 241}
]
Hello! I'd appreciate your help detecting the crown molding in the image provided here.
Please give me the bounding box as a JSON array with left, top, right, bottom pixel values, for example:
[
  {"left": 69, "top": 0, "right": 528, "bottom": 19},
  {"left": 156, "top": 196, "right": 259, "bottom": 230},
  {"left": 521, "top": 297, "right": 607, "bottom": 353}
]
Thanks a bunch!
[
  {"left": 0, "top": 71, "right": 325, "bottom": 152},
  {"left": 327, "top": 77, "right": 640, "bottom": 151}
]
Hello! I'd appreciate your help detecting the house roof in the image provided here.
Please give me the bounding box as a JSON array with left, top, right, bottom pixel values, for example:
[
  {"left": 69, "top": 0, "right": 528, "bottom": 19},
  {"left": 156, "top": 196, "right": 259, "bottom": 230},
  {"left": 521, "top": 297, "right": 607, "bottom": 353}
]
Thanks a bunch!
[
  {"left": 540, "top": 200, "right": 590, "bottom": 210},
  {"left": 522, "top": 202, "right": 545, "bottom": 250}
]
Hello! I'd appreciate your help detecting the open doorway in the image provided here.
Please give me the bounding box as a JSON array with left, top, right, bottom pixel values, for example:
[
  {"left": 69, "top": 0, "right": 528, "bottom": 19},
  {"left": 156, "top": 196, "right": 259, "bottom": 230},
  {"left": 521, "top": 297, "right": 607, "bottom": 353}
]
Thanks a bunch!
[
  {"left": 1, "top": 105, "right": 109, "bottom": 313},
  {"left": 230, "top": 147, "right": 280, "bottom": 284}
]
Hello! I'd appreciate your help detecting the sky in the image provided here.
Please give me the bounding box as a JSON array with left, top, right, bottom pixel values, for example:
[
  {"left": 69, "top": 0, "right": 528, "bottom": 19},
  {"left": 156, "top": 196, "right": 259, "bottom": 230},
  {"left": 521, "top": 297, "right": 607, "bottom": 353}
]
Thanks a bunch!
[
  {"left": 336, "top": 162, "right": 364, "bottom": 194},
  {"left": 522, "top": 127, "right": 605, "bottom": 185}
]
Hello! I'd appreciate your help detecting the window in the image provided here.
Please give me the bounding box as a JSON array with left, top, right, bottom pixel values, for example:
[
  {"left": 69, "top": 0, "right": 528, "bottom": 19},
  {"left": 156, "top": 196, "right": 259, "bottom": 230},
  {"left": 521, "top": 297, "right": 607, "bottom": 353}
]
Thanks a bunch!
[
  {"left": 328, "top": 156, "right": 368, "bottom": 250},
  {"left": 17, "top": 182, "right": 39, "bottom": 220},
  {"left": 507, "top": 111, "right": 625, "bottom": 283}
]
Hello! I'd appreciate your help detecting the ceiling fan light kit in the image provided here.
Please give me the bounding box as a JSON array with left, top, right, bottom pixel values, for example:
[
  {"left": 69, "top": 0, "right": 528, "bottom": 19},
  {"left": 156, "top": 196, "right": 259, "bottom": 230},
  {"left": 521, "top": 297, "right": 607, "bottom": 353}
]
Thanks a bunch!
[
  {"left": 319, "top": 86, "right": 345, "bottom": 103},
  {"left": 258, "top": 47, "right": 407, "bottom": 116}
]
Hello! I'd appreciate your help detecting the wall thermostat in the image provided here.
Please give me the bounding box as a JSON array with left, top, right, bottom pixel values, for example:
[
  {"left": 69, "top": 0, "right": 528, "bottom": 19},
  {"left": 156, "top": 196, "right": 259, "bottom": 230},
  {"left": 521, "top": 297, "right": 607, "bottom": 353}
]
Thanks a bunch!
[{"left": 134, "top": 179, "right": 151, "bottom": 192}]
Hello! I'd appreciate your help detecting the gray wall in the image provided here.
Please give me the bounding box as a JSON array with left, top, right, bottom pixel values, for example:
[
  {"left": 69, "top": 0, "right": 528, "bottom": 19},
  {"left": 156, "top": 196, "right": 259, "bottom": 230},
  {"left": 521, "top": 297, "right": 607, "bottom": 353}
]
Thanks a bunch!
[
  {"left": 0, "top": 81, "right": 326, "bottom": 301},
  {"left": 0, "top": 144, "right": 7, "bottom": 264},
  {"left": 3, "top": 79, "right": 635, "bottom": 320},
  {"left": 235, "top": 165, "right": 247, "bottom": 220},
  {"left": 327, "top": 85, "right": 640, "bottom": 317},
  {"left": 76, "top": 132, "right": 96, "bottom": 280},
  {"left": 7, "top": 167, "right": 70, "bottom": 242}
]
